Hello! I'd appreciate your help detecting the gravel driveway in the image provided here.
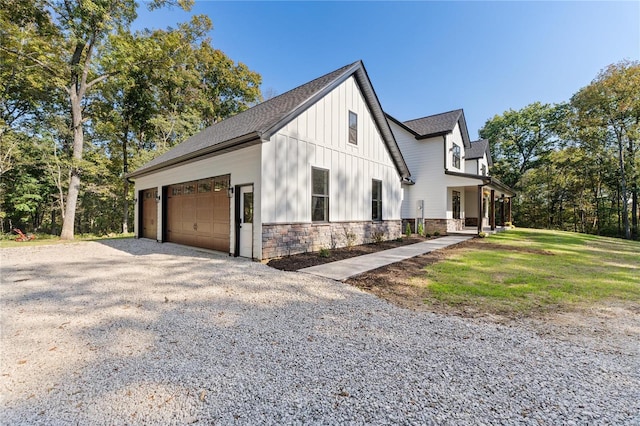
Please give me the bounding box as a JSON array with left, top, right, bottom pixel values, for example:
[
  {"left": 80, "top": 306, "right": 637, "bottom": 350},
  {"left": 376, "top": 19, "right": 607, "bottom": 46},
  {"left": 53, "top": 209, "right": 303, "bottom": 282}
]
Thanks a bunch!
[{"left": 1, "top": 239, "right": 638, "bottom": 425}]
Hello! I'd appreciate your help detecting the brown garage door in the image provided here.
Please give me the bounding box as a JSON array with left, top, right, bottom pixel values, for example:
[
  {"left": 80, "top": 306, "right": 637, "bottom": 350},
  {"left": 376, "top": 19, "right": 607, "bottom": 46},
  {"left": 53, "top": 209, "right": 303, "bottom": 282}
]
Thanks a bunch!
[
  {"left": 141, "top": 188, "right": 157, "bottom": 240},
  {"left": 166, "top": 175, "right": 230, "bottom": 252}
]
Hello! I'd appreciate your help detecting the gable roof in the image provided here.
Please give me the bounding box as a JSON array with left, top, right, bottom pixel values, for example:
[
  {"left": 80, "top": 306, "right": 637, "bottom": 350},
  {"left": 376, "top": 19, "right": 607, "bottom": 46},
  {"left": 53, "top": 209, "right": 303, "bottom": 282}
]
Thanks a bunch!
[
  {"left": 387, "top": 109, "right": 471, "bottom": 148},
  {"left": 466, "top": 139, "right": 493, "bottom": 166},
  {"left": 128, "top": 61, "right": 410, "bottom": 179}
]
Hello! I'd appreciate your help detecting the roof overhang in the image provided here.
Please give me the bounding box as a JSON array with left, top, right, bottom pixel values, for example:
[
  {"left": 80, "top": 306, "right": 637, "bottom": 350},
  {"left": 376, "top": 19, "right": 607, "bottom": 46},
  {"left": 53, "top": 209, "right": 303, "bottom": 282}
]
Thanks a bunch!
[{"left": 444, "top": 170, "right": 516, "bottom": 197}]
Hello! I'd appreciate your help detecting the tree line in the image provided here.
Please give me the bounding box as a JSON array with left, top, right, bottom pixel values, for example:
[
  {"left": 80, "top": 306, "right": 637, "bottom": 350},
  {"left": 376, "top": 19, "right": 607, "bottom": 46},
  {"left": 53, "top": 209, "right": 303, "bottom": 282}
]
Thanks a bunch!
[
  {"left": 1, "top": 0, "right": 262, "bottom": 238},
  {"left": 480, "top": 60, "right": 640, "bottom": 240}
]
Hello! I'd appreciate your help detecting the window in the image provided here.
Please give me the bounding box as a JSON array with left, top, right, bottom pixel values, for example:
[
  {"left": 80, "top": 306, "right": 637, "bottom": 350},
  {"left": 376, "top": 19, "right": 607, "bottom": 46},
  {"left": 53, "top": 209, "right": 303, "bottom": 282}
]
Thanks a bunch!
[
  {"left": 452, "top": 144, "right": 461, "bottom": 169},
  {"left": 243, "top": 192, "right": 253, "bottom": 224},
  {"left": 372, "top": 179, "right": 382, "bottom": 221},
  {"left": 481, "top": 164, "right": 487, "bottom": 176},
  {"left": 452, "top": 190, "right": 461, "bottom": 219},
  {"left": 348, "top": 111, "right": 357, "bottom": 145},
  {"left": 311, "top": 167, "right": 329, "bottom": 222}
]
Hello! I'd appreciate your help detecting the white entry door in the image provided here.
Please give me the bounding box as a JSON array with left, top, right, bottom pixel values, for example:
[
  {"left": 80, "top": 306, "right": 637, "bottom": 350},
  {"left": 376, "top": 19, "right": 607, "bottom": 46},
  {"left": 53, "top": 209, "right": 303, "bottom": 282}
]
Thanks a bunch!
[{"left": 239, "top": 185, "right": 254, "bottom": 258}]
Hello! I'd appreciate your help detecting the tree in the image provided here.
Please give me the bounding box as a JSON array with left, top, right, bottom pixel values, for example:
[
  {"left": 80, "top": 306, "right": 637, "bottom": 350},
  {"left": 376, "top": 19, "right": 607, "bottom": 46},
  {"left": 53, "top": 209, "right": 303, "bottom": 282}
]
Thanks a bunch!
[
  {"left": 479, "top": 102, "right": 565, "bottom": 189},
  {"left": 571, "top": 60, "right": 640, "bottom": 240},
  {"left": 1, "top": 0, "right": 193, "bottom": 239}
]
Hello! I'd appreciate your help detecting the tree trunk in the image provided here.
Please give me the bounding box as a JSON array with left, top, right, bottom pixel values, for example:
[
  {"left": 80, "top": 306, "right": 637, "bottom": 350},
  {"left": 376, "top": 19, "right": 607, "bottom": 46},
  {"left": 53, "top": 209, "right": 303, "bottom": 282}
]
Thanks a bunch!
[
  {"left": 60, "top": 88, "right": 84, "bottom": 240},
  {"left": 617, "top": 135, "right": 631, "bottom": 239},
  {"left": 122, "top": 135, "right": 129, "bottom": 234}
]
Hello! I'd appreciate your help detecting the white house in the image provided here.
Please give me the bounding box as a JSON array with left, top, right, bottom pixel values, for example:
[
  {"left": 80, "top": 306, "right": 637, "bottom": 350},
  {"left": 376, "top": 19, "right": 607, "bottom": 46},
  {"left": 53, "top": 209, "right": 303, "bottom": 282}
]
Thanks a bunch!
[
  {"left": 387, "top": 110, "right": 515, "bottom": 234},
  {"left": 127, "top": 61, "right": 411, "bottom": 259}
]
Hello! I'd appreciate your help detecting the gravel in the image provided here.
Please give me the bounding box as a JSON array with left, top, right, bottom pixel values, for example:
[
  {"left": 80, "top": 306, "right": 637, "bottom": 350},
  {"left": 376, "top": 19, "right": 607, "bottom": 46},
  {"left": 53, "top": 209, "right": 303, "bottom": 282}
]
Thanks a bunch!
[{"left": 1, "top": 239, "right": 638, "bottom": 425}]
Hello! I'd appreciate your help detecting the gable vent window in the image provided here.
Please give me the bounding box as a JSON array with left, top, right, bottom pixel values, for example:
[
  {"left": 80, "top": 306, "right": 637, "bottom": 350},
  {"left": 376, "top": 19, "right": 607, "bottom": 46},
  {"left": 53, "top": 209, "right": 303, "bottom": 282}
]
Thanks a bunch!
[
  {"left": 311, "top": 167, "right": 329, "bottom": 222},
  {"left": 348, "top": 111, "right": 357, "bottom": 145},
  {"left": 452, "top": 143, "right": 461, "bottom": 169}
]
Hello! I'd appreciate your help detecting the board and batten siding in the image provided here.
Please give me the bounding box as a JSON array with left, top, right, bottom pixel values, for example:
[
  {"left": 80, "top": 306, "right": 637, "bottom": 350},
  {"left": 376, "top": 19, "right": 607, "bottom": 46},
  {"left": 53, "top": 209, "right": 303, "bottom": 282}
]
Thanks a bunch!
[
  {"left": 133, "top": 145, "right": 262, "bottom": 255},
  {"left": 261, "top": 76, "right": 402, "bottom": 224}
]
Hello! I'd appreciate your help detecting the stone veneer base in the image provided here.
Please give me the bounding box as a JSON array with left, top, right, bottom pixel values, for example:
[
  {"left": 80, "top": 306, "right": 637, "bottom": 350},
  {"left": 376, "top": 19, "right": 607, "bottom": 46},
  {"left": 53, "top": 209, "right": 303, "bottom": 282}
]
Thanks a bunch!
[{"left": 261, "top": 220, "right": 402, "bottom": 259}]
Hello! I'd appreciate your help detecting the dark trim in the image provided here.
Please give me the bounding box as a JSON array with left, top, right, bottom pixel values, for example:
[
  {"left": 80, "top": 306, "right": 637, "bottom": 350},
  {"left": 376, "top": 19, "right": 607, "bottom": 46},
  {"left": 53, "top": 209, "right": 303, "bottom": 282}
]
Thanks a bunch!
[
  {"left": 161, "top": 186, "right": 168, "bottom": 242},
  {"left": 444, "top": 170, "right": 516, "bottom": 197},
  {"left": 385, "top": 113, "right": 420, "bottom": 136},
  {"left": 443, "top": 135, "right": 447, "bottom": 172},
  {"left": 416, "top": 130, "right": 451, "bottom": 140},
  {"left": 233, "top": 185, "right": 241, "bottom": 257},
  {"left": 137, "top": 189, "right": 143, "bottom": 239},
  {"left": 477, "top": 185, "right": 483, "bottom": 234}
]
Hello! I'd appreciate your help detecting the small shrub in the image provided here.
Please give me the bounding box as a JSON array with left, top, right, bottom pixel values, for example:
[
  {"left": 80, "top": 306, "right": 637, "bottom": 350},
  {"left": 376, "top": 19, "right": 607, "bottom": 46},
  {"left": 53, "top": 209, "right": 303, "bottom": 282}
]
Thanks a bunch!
[
  {"left": 424, "top": 232, "right": 431, "bottom": 238},
  {"left": 342, "top": 225, "right": 357, "bottom": 249},
  {"left": 417, "top": 222, "right": 424, "bottom": 237},
  {"left": 372, "top": 230, "right": 385, "bottom": 244},
  {"left": 405, "top": 223, "right": 412, "bottom": 238},
  {"left": 433, "top": 230, "right": 441, "bottom": 236},
  {"left": 319, "top": 247, "right": 330, "bottom": 258},
  {"left": 478, "top": 232, "right": 487, "bottom": 238}
]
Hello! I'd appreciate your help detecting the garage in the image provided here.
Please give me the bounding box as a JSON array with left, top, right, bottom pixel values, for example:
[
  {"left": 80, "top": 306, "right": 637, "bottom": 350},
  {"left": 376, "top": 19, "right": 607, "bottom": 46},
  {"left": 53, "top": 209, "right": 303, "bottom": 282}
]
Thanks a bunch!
[
  {"left": 165, "top": 175, "right": 231, "bottom": 252},
  {"left": 140, "top": 188, "right": 158, "bottom": 240}
]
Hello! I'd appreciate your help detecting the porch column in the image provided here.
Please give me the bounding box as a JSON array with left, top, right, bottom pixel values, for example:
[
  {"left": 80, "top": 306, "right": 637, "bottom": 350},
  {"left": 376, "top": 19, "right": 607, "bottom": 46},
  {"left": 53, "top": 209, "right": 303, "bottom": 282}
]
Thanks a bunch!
[
  {"left": 500, "top": 195, "right": 505, "bottom": 226},
  {"left": 507, "top": 197, "right": 512, "bottom": 223},
  {"left": 490, "top": 189, "right": 495, "bottom": 230},
  {"left": 477, "top": 185, "right": 483, "bottom": 234}
]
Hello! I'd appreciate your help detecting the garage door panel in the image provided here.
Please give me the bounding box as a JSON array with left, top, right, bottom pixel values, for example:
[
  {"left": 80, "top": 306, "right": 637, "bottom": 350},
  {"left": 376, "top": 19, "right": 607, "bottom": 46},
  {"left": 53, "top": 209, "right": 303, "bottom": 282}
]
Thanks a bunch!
[
  {"left": 165, "top": 175, "right": 230, "bottom": 252},
  {"left": 141, "top": 189, "right": 158, "bottom": 240}
]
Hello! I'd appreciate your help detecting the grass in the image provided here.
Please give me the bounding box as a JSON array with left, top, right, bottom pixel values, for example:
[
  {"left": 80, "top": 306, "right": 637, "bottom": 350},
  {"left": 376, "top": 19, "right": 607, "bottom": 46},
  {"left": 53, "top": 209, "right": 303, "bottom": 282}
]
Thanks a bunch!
[
  {"left": 421, "top": 228, "right": 640, "bottom": 315},
  {"left": 0, "top": 232, "right": 135, "bottom": 248}
]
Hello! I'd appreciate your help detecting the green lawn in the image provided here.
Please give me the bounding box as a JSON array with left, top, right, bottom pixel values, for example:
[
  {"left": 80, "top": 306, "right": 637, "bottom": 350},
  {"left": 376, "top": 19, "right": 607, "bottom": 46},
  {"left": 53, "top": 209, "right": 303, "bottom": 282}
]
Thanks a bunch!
[
  {"left": 422, "top": 228, "right": 640, "bottom": 315},
  {"left": 0, "top": 232, "right": 134, "bottom": 248}
]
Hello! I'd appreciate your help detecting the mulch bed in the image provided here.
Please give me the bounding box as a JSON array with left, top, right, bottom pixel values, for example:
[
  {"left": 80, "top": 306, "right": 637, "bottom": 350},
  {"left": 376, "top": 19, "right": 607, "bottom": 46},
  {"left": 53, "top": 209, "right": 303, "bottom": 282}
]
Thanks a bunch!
[{"left": 266, "top": 235, "right": 435, "bottom": 271}]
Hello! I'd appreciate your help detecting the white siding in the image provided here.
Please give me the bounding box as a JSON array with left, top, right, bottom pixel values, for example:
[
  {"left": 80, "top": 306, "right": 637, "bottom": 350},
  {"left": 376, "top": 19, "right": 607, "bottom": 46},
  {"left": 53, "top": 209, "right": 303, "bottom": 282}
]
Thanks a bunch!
[
  {"left": 390, "top": 121, "right": 448, "bottom": 219},
  {"left": 446, "top": 123, "right": 466, "bottom": 173},
  {"left": 133, "top": 145, "right": 262, "bottom": 255},
  {"left": 261, "top": 76, "right": 402, "bottom": 223}
]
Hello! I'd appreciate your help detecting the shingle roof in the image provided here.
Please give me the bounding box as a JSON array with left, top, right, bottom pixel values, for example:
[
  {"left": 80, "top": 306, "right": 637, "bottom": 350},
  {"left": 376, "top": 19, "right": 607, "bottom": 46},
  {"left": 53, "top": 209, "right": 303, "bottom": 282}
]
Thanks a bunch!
[
  {"left": 129, "top": 61, "right": 410, "bottom": 179},
  {"left": 402, "top": 109, "right": 463, "bottom": 136},
  {"left": 398, "top": 109, "right": 471, "bottom": 148},
  {"left": 467, "top": 139, "right": 493, "bottom": 166}
]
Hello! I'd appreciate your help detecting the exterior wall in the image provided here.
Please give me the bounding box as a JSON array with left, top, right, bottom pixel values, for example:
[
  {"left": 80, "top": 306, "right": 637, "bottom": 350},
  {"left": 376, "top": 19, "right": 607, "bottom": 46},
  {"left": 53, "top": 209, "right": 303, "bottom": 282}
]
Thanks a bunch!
[
  {"left": 445, "top": 123, "right": 466, "bottom": 173},
  {"left": 465, "top": 159, "right": 478, "bottom": 175},
  {"left": 262, "top": 220, "right": 401, "bottom": 259},
  {"left": 390, "top": 121, "right": 447, "bottom": 219},
  {"left": 260, "top": 76, "right": 402, "bottom": 258},
  {"left": 133, "top": 145, "right": 262, "bottom": 256}
]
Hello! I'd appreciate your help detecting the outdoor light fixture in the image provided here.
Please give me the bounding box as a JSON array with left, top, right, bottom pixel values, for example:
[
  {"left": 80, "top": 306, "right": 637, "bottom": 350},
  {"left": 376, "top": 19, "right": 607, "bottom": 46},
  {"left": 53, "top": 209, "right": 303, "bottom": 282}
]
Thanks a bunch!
[
  {"left": 227, "top": 186, "right": 234, "bottom": 198},
  {"left": 155, "top": 195, "right": 161, "bottom": 202}
]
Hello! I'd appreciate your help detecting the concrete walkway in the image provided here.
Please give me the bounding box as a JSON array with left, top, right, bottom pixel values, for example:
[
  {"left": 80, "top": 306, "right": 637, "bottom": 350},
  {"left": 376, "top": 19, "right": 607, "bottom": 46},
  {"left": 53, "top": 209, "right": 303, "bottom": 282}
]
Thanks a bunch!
[{"left": 298, "top": 234, "right": 474, "bottom": 281}]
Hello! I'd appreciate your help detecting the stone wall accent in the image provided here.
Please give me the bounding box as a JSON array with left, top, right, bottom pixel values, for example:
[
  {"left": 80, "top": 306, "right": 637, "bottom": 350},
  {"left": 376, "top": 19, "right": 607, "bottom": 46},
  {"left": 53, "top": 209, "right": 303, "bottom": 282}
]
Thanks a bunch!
[
  {"left": 262, "top": 220, "right": 402, "bottom": 259},
  {"left": 447, "top": 219, "right": 464, "bottom": 232},
  {"left": 423, "top": 219, "right": 448, "bottom": 235}
]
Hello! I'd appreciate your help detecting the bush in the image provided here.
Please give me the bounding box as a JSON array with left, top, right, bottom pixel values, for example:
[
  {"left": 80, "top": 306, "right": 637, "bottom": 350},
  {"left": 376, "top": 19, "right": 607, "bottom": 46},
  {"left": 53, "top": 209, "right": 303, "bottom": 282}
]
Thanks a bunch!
[
  {"left": 342, "top": 226, "right": 357, "bottom": 249},
  {"left": 433, "top": 230, "right": 441, "bottom": 236},
  {"left": 405, "top": 223, "right": 412, "bottom": 238},
  {"left": 424, "top": 232, "right": 431, "bottom": 238},
  {"left": 372, "top": 230, "right": 385, "bottom": 244},
  {"left": 417, "top": 222, "right": 424, "bottom": 237},
  {"left": 478, "top": 232, "right": 487, "bottom": 238},
  {"left": 318, "top": 247, "right": 330, "bottom": 258}
]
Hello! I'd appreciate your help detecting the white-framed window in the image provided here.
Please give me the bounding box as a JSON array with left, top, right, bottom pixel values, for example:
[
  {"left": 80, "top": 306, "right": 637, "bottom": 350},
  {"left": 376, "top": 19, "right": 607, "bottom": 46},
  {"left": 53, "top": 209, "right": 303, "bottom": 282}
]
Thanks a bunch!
[
  {"left": 481, "top": 164, "right": 487, "bottom": 176},
  {"left": 452, "top": 143, "right": 461, "bottom": 169},
  {"left": 372, "top": 179, "right": 382, "bottom": 221},
  {"left": 348, "top": 111, "right": 357, "bottom": 145},
  {"left": 311, "top": 167, "right": 329, "bottom": 222}
]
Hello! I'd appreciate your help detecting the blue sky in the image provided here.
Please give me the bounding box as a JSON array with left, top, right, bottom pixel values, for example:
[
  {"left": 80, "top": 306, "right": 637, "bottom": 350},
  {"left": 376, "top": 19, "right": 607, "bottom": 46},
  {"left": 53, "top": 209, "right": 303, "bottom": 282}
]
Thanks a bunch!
[{"left": 134, "top": 1, "right": 639, "bottom": 139}]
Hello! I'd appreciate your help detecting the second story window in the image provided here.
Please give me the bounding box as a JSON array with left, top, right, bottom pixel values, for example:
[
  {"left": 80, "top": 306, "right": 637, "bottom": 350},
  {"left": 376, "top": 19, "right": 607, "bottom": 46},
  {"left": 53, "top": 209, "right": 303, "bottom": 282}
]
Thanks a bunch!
[
  {"left": 452, "top": 143, "right": 461, "bottom": 169},
  {"left": 348, "top": 111, "right": 357, "bottom": 145}
]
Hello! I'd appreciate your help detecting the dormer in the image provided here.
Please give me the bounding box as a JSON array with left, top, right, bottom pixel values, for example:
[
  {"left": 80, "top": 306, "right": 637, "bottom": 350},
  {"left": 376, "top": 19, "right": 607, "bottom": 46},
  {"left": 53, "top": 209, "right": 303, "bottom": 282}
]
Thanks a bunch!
[{"left": 465, "top": 139, "right": 493, "bottom": 176}]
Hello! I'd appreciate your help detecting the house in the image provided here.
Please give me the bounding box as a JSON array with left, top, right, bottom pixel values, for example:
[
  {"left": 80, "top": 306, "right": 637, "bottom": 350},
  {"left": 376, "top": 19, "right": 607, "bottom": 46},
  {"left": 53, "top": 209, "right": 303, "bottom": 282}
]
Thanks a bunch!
[
  {"left": 387, "top": 110, "right": 515, "bottom": 235},
  {"left": 127, "top": 61, "right": 411, "bottom": 259}
]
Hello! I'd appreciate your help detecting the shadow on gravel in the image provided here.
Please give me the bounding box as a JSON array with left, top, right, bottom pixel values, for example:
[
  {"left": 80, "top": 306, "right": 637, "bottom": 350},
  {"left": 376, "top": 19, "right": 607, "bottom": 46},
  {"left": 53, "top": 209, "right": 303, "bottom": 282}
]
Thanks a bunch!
[{"left": 95, "top": 238, "right": 230, "bottom": 259}]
